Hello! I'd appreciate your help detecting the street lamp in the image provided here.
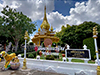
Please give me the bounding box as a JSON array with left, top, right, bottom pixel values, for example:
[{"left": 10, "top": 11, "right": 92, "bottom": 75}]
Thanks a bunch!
[
  {"left": 22, "top": 31, "right": 29, "bottom": 69},
  {"left": 93, "top": 26, "right": 100, "bottom": 75}
]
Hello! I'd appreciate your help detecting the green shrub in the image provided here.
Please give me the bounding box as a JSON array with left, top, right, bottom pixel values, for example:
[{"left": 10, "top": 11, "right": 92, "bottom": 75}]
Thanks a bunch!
[
  {"left": 28, "top": 53, "right": 34, "bottom": 58},
  {"left": 61, "top": 50, "right": 65, "bottom": 54},
  {"left": 59, "top": 50, "right": 62, "bottom": 53},
  {"left": 32, "top": 51, "right": 36, "bottom": 58},
  {"left": 28, "top": 49, "right": 35, "bottom": 52},
  {"left": 46, "top": 55, "right": 54, "bottom": 60},
  {"left": 83, "top": 37, "right": 95, "bottom": 60},
  {"left": 37, "top": 50, "right": 40, "bottom": 55},
  {"left": 21, "top": 54, "right": 24, "bottom": 58},
  {"left": 21, "top": 51, "right": 37, "bottom": 58},
  {"left": 29, "top": 42, "right": 34, "bottom": 45},
  {"left": 94, "top": 55, "right": 100, "bottom": 59},
  {"left": 12, "top": 50, "right": 24, "bottom": 56},
  {"left": 7, "top": 50, "right": 13, "bottom": 54},
  {"left": 41, "top": 42, "right": 45, "bottom": 47},
  {"left": 21, "top": 53, "right": 29, "bottom": 58},
  {"left": 52, "top": 55, "right": 59, "bottom": 59},
  {"left": 52, "top": 42, "right": 56, "bottom": 47}
]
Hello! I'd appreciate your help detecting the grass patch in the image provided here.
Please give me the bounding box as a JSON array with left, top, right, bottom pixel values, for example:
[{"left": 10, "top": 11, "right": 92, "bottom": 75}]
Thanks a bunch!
[
  {"left": 71, "top": 59, "right": 95, "bottom": 64},
  {"left": 40, "top": 54, "right": 46, "bottom": 60},
  {"left": 88, "top": 60, "right": 95, "bottom": 64},
  {"left": 71, "top": 59, "right": 84, "bottom": 63}
]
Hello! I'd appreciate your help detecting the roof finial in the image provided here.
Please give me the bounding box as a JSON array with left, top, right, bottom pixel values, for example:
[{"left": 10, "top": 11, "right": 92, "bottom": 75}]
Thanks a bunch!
[
  {"left": 44, "top": 5, "right": 47, "bottom": 21},
  {"left": 40, "top": 6, "right": 50, "bottom": 30},
  {"left": 45, "top": 5, "right": 46, "bottom": 10}
]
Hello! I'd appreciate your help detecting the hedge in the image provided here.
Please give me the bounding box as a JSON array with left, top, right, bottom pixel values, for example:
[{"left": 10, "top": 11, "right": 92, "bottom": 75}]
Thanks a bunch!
[
  {"left": 46, "top": 55, "right": 55, "bottom": 60},
  {"left": 28, "top": 53, "right": 34, "bottom": 58},
  {"left": 83, "top": 37, "right": 95, "bottom": 60}
]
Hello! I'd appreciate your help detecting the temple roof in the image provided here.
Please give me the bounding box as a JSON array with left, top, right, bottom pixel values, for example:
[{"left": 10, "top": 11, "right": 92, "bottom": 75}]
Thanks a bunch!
[{"left": 40, "top": 6, "right": 50, "bottom": 30}]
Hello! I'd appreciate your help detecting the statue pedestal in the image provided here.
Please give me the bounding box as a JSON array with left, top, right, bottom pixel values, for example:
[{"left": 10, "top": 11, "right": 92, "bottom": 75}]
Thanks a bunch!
[{"left": 10, "top": 62, "right": 20, "bottom": 70}]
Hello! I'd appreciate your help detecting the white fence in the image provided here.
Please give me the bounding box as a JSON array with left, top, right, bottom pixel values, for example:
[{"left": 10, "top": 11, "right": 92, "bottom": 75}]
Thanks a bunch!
[
  {"left": 19, "top": 58, "right": 97, "bottom": 75},
  {"left": 18, "top": 45, "right": 97, "bottom": 75}
]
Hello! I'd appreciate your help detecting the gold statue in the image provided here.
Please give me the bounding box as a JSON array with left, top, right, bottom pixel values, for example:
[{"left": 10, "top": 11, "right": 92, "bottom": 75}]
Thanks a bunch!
[
  {"left": 93, "top": 26, "right": 98, "bottom": 35},
  {"left": 0, "top": 51, "right": 19, "bottom": 70}
]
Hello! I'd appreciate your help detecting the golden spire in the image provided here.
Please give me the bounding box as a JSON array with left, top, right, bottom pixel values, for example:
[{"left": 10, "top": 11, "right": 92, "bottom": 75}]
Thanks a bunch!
[
  {"left": 51, "top": 26, "right": 53, "bottom": 31},
  {"left": 38, "top": 28, "right": 40, "bottom": 31},
  {"left": 44, "top": 6, "right": 47, "bottom": 21},
  {"left": 40, "top": 6, "right": 50, "bottom": 30}
]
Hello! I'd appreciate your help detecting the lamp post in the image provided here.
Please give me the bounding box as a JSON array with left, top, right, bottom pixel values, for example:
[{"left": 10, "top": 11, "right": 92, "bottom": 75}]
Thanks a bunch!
[
  {"left": 22, "top": 31, "right": 29, "bottom": 69},
  {"left": 93, "top": 26, "right": 100, "bottom": 75}
]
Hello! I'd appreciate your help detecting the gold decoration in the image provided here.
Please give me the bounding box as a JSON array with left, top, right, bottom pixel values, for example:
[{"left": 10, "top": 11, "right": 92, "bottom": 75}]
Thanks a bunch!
[
  {"left": 0, "top": 58, "right": 1, "bottom": 62},
  {"left": 40, "top": 6, "right": 50, "bottom": 30},
  {"left": 97, "top": 66, "right": 100, "bottom": 75},
  {"left": 22, "top": 58, "right": 27, "bottom": 69},
  {"left": 95, "top": 51, "right": 98, "bottom": 53},
  {"left": 93, "top": 26, "right": 97, "bottom": 35},
  {"left": 24, "top": 48, "right": 26, "bottom": 50},
  {"left": 24, "top": 31, "right": 29, "bottom": 40},
  {"left": 51, "top": 26, "right": 53, "bottom": 31},
  {"left": 38, "top": 28, "right": 40, "bottom": 31},
  {"left": 93, "top": 26, "right": 98, "bottom": 38},
  {"left": 22, "top": 31, "right": 28, "bottom": 70},
  {"left": 43, "top": 24, "right": 46, "bottom": 29},
  {"left": 14, "top": 56, "right": 19, "bottom": 63}
]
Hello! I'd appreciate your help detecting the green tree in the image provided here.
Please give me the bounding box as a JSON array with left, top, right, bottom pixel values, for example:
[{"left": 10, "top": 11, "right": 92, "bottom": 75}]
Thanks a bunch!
[
  {"left": 0, "top": 5, "right": 36, "bottom": 52},
  {"left": 55, "top": 25, "right": 67, "bottom": 46},
  {"left": 56, "top": 21, "right": 100, "bottom": 48}
]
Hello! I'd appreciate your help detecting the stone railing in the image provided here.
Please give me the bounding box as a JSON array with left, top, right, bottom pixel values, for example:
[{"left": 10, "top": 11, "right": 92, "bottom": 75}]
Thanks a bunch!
[
  {"left": 18, "top": 57, "right": 97, "bottom": 75},
  {"left": 18, "top": 45, "right": 97, "bottom": 75}
]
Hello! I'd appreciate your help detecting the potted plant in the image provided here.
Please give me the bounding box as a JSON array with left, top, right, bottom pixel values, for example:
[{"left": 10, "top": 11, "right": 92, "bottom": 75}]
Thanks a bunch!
[{"left": 39, "top": 50, "right": 42, "bottom": 56}]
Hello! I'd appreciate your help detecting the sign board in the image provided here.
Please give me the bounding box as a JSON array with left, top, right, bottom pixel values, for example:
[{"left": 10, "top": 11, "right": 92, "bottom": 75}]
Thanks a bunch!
[{"left": 65, "top": 49, "right": 91, "bottom": 60}]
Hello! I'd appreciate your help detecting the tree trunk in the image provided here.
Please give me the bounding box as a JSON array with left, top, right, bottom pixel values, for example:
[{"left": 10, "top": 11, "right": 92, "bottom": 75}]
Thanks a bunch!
[
  {"left": 15, "top": 40, "right": 19, "bottom": 52},
  {"left": 4, "top": 44, "right": 6, "bottom": 50}
]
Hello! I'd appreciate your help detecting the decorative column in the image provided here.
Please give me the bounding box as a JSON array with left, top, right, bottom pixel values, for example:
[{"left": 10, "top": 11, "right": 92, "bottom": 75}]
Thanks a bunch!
[
  {"left": 67, "top": 45, "right": 70, "bottom": 49},
  {"left": 22, "top": 31, "right": 29, "bottom": 70},
  {"left": 93, "top": 26, "right": 100, "bottom": 75},
  {"left": 66, "top": 45, "right": 72, "bottom": 62},
  {"left": 83, "top": 45, "right": 89, "bottom": 63}
]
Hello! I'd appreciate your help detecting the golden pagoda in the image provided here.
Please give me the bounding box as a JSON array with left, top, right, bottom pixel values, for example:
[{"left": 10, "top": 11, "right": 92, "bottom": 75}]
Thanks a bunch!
[{"left": 31, "top": 6, "right": 59, "bottom": 46}]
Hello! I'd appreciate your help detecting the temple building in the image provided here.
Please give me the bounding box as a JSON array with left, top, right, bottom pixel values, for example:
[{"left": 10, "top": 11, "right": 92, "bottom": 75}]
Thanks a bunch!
[{"left": 31, "top": 6, "right": 59, "bottom": 46}]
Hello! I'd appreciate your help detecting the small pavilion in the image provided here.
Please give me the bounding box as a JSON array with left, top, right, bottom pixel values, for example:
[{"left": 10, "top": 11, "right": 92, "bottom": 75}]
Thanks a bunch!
[{"left": 31, "top": 6, "right": 59, "bottom": 46}]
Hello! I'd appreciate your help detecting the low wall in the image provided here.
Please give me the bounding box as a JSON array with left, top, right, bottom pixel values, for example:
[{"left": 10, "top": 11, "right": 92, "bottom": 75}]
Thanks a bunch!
[{"left": 19, "top": 58, "right": 97, "bottom": 75}]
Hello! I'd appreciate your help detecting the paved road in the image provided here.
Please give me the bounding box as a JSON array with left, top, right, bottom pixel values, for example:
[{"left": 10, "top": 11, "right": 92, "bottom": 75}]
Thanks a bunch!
[{"left": 0, "top": 60, "right": 68, "bottom": 75}]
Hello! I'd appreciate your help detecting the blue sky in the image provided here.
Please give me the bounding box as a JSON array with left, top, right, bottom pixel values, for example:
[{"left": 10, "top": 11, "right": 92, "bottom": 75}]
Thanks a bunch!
[
  {"left": 0, "top": 0, "right": 100, "bottom": 42},
  {"left": 53, "top": 0, "right": 87, "bottom": 16}
]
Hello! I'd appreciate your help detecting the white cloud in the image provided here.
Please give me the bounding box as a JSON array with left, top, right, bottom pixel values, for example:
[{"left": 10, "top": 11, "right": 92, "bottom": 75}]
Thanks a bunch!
[
  {"left": 0, "top": 0, "right": 100, "bottom": 33},
  {"left": 47, "top": 11, "right": 68, "bottom": 32},
  {"left": 64, "top": 0, "right": 67, "bottom": 4},
  {"left": 0, "top": 0, "right": 54, "bottom": 21},
  {"left": 47, "top": 0, "right": 100, "bottom": 32}
]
